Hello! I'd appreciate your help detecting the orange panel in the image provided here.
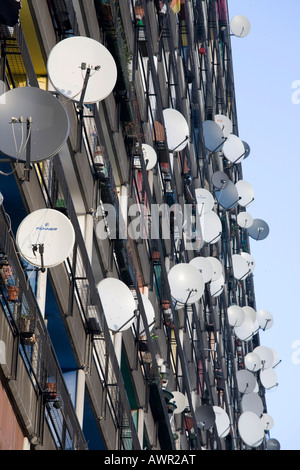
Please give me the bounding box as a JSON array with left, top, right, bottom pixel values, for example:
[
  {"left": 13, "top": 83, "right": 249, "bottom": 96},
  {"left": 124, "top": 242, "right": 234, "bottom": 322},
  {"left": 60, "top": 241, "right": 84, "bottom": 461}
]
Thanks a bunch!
[{"left": 0, "top": 381, "right": 24, "bottom": 450}]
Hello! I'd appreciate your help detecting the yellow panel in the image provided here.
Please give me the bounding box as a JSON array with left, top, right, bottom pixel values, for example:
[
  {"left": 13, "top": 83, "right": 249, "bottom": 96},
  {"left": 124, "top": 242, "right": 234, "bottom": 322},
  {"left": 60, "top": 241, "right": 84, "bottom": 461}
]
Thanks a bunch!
[{"left": 19, "top": 1, "right": 47, "bottom": 77}]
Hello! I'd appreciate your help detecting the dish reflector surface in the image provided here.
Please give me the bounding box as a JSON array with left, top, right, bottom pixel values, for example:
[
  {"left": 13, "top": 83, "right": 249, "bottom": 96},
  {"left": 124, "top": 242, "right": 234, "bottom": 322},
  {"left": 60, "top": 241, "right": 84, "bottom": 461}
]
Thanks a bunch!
[
  {"left": 230, "top": 15, "right": 251, "bottom": 38},
  {"left": 168, "top": 263, "right": 204, "bottom": 305},
  {"left": 202, "top": 120, "right": 225, "bottom": 152},
  {"left": 163, "top": 108, "right": 189, "bottom": 152},
  {"left": 238, "top": 412, "right": 264, "bottom": 448},
  {"left": 141, "top": 144, "right": 157, "bottom": 170}
]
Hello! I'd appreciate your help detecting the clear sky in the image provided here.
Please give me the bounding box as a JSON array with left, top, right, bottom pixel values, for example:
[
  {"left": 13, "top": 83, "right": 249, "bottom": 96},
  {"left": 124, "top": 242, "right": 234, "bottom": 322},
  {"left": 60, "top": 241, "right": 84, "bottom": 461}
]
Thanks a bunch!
[{"left": 228, "top": 0, "right": 300, "bottom": 450}]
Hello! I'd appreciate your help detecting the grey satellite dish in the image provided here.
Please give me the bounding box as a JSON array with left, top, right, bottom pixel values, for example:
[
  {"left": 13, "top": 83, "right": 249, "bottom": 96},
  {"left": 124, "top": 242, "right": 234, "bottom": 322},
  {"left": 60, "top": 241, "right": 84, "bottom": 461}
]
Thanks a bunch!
[
  {"left": 214, "top": 114, "right": 233, "bottom": 138},
  {"left": 141, "top": 144, "right": 157, "bottom": 170},
  {"left": 189, "top": 257, "right": 213, "bottom": 283},
  {"left": 235, "top": 180, "right": 255, "bottom": 207},
  {"left": 97, "top": 278, "right": 136, "bottom": 332},
  {"left": 16, "top": 209, "right": 75, "bottom": 271},
  {"left": 266, "top": 438, "right": 280, "bottom": 450},
  {"left": 256, "top": 309, "right": 274, "bottom": 331},
  {"left": 236, "top": 369, "right": 256, "bottom": 394},
  {"left": 242, "top": 141, "right": 251, "bottom": 159},
  {"left": 222, "top": 134, "right": 246, "bottom": 164},
  {"left": 247, "top": 219, "right": 269, "bottom": 241},
  {"left": 169, "top": 391, "right": 188, "bottom": 414},
  {"left": 237, "top": 211, "right": 253, "bottom": 229},
  {"left": 210, "top": 274, "right": 225, "bottom": 297},
  {"left": 168, "top": 263, "right": 204, "bottom": 305},
  {"left": 260, "top": 413, "right": 274, "bottom": 431},
  {"left": 245, "top": 352, "right": 261, "bottom": 372},
  {"left": 211, "top": 171, "right": 229, "bottom": 190},
  {"left": 47, "top": 36, "right": 117, "bottom": 104},
  {"left": 195, "top": 405, "right": 216, "bottom": 430},
  {"left": 241, "top": 392, "right": 264, "bottom": 417},
  {"left": 238, "top": 412, "right": 265, "bottom": 448},
  {"left": 202, "top": 120, "right": 226, "bottom": 152},
  {"left": 260, "top": 369, "right": 278, "bottom": 390},
  {"left": 230, "top": 15, "right": 251, "bottom": 38},
  {"left": 195, "top": 188, "right": 215, "bottom": 215},
  {"left": 200, "top": 211, "right": 222, "bottom": 244},
  {"left": 0, "top": 86, "right": 70, "bottom": 163},
  {"left": 227, "top": 305, "right": 245, "bottom": 327},
  {"left": 215, "top": 180, "right": 240, "bottom": 210},
  {"left": 163, "top": 108, "right": 189, "bottom": 152},
  {"left": 232, "top": 254, "right": 251, "bottom": 280},
  {"left": 213, "top": 406, "right": 231, "bottom": 438}
]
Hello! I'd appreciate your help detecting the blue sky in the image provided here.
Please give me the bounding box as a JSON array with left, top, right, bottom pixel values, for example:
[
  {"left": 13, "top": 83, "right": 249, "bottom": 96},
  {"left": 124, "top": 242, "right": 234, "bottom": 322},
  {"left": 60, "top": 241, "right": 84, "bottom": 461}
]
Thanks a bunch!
[{"left": 228, "top": 0, "right": 300, "bottom": 450}]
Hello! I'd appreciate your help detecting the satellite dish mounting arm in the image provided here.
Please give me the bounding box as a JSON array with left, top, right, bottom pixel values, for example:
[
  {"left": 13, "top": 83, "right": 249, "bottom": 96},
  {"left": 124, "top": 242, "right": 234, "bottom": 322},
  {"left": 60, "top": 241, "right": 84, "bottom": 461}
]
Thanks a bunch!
[
  {"left": 76, "top": 63, "right": 92, "bottom": 152},
  {"left": 32, "top": 243, "right": 46, "bottom": 273}
]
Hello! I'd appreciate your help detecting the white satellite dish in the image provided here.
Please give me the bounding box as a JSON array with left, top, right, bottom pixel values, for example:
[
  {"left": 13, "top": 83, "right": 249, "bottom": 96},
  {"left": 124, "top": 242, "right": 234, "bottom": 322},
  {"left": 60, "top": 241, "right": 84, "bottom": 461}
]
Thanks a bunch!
[
  {"left": 222, "top": 134, "right": 245, "bottom": 164},
  {"left": 245, "top": 352, "right": 261, "bottom": 372},
  {"left": 260, "top": 368, "right": 278, "bottom": 390},
  {"left": 241, "top": 392, "right": 264, "bottom": 417},
  {"left": 253, "top": 346, "right": 275, "bottom": 370},
  {"left": 202, "top": 120, "right": 225, "bottom": 152},
  {"left": 141, "top": 144, "right": 157, "bottom": 170},
  {"left": 232, "top": 254, "right": 251, "bottom": 280},
  {"left": 235, "top": 180, "right": 255, "bottom": 207},
  {"left": 210, "top": 274, "right": 224, "bottom": 297},
  {"left": 240, "top": 252, "right": 255, "bottom": 273},
  {"left": 260, "top": 413, "right": 274, "bottom": 431},
  {"left": 97, "top": 278, "right": 136, "bottom": 332},
  {"left": 163, "top": 108, "right": 189, "bottom": 152},
  {"left": 47, "top": 36, "right": 117, "bottom": 104},
  {"left": 237, "top": 211, "right": 253, "bottom": 229},
  {"left": 0, "top": 86, "right": 70, "bottom": 163},
  {"left": 195, "top": 188, "right": 215, "bottom": 215},
  {"left": 168, "top": 263, "right": 204, "bottom": 305},
  {"left": 199, "top": 211, "right": 222, "bottom": 244},
  {"left": 238, "top": 412, "right": 265, "bottom": 448},
  {"left": 242, "top": 306, "right": 257, "bottom": 323},
  {"left": 236, "top": 369, "right": 256, "bottom": 394},
  {"left": 230, "top": 15, "right": 251, "bottom": 38},
  {"left": 214, "top": 114, "right": 233, "bottom": 138},
  {"left": 234, "top": 315, "right": 255, "bottom": 341},
  {"left": 169, "top": 391, "right": 188, "bottom": 414},
  {"left": 227, "top": 305, "right": 245, "bottom": 327},
  {"left": 189, "top": 257, "right": 213, "bottom": 283},
  {"left": 213, "top": 406, "right": 231, "bottom": 438},
  {"left": 256, "top": 309, "right": 274, "bottom": 331},
  {"left": 207, "top": 257, "right": 223, "bottom": 282},
  {"left": 16, "top": 209, "right": 75, "bottom": 269},
  {"left": 140, "top": 294, "right": 155, "bottom": 326}
]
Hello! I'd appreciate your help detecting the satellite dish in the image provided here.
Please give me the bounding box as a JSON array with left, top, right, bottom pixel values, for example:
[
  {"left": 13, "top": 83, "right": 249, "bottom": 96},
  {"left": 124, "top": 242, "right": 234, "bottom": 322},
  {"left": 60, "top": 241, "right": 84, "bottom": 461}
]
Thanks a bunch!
[
  {"left": 227, "top": 305, "right": 245, "bottom": 327},
  {"left": 207, "top": 257, "right": 223, "bottom": 281},
  {"left": 242, "top": 306, "right": 257, "bottom": 323},
  {"left": 16, "top": 209, "right": 75, "bottom": 270},
  {"left": 211, "top": 171, "right": 229, "bottom": 190},
  {"left": 189, "top": 257, "right": 213, "bottom": 283},
  {"left": 169, "top": 391, "right": 188, "bottom": 414},
  {"left": 214, "top": 114, "right": 233, "bottom": 138},
  {"left": 241, "top": 392, "right": 264, "bottom": 417},
  {"left": 260, "top": 413, "right": 274, "bottom": 431},
  {"left": 163, "top": 108, "right": 189, "bottom": 152},
  {"left": 230, "top": 15, "right": 251, "bottom": 38},
  {"left": 236, "top": 370, "right": 257, "bottom": 394},
  {"left": 215, "top": 180, "right": 240, "bottom": 210},
  {"left": 202, "top": 120, "right": 225, "bottom": 152},
  {"left": 247, "top": 219, "right": 270, "bottom": 241},
  {"left": 140, "top": 294, "right": 155, "bottom": 326},
  {"left": 232, "top": 254, "right": 251, "bottom": 280},
  {"left": 222, "top": 134, "right": 246, "bottom": 164},
  {"left": 260, "top": 369, "right": 278, "bottom": 390},
  {"left": 0, "top": 87, "right": 70, "bottom": 163},
  {"left": 47, "top": 36, "right": 117, "bottom": 104},
  {"left": 195, "top": 188, "right": 215, "bottom": 215},
  {"left": 213, "top": 406, "right": 231, "bottom": 438},
  {"left": 168, "top": 263, "right": 204, "bottom": 305},
  {"left": 235, "top": 180, "right": 255, "bottom": 207},
  {"left": 266, "top": 438, "right": 280, "bottom": 450},
  {"left": 234, "top": 315, "right": 255, "bottom": 341},
  {"left": 199, "top": 211, "right": 222, "bottom": 244},
  {"left": 97, "top": 278, "right": 136, "bottom": 332},
  {"left": 141, "top": 144, "right": 157, "bottom": 170},
  {"left": 253, "top": 346, "right": 274, "bottom": 370},
  {"left": 256, "top": 309, "right": 274, "bottom": 331},
  {"left": 195, "top": 405, "right": 216, "bottom": 430},
  {"left": 245, "top": 352, "right": 262, "bottom": 372},
  {"left": 237, "top": 211, "right": 253, "bottom": 229},
  {"left": 238, "top": 412, "right": 265, "bottom": 448},
  {"left": 210, "top": 274, "right": 225, "bottom": 297},
  {"left": 240, "top": 252, "right": 255, "bottom": 273},
  {"left": 270, "top": 348, "right": 280, "bottom": 368},
  {"left": 242, "top": 141, "right": 251, "bottom": 159}
]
